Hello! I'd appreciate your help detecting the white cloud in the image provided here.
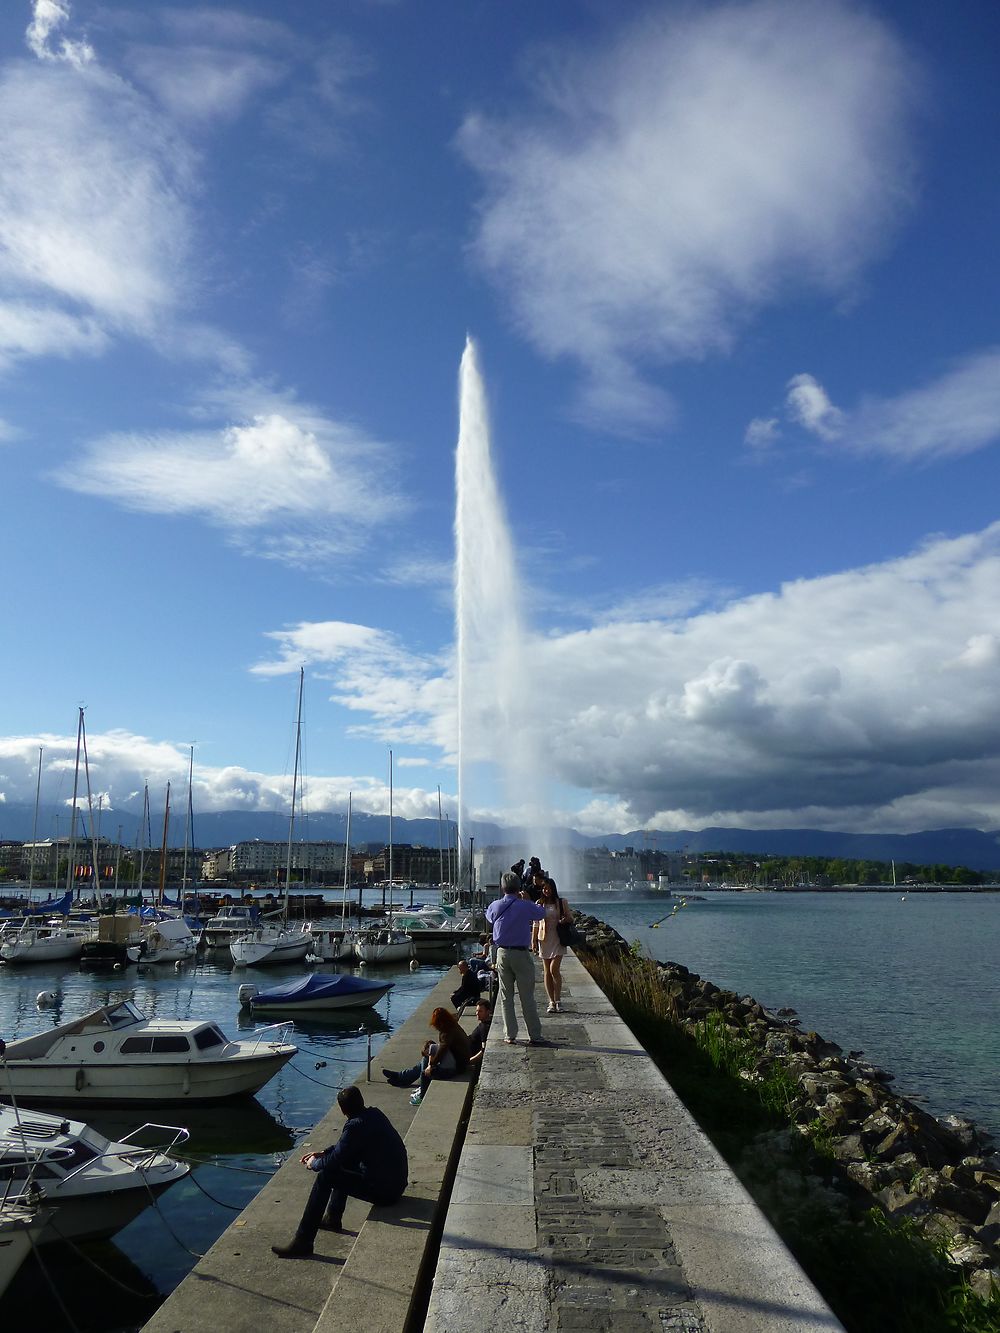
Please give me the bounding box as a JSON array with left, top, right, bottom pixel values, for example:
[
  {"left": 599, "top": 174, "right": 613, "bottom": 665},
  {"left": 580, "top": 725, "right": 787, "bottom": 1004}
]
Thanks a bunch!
[
  {"left": 460, "top": 0, "right": 918, "bottom": 431},
  {"left": 851, "top": 348, "right": 1000, "bottom": 460},
  {"left": 256, "top": 524, "right": 1000, "bottom": 834},
  {"left": 0, "top": 732, "right": 446, "bottom": 824},
  {"left": 785, "top": 373, "right": 845, "bottom": 440},
  {"left": 55, "top": 406, "right": 403, "bottom": 564},
  {"left": 0, "top": 300, "right": 107, "bottom": 368},
  {"left": 26, "top": 1, "right": 94, "bottom": 69},
  {"left": 744, "top": 416, "right": 780, "bottom": 451},
  {"left": 0, "top": 61, "right": 193, "bottom": 342},
  {"left": 768, "top": 349, "right": 1000, "bottom": 461},
  {"left": 125, "top": 44, "right": 287, "bottom": 123}
]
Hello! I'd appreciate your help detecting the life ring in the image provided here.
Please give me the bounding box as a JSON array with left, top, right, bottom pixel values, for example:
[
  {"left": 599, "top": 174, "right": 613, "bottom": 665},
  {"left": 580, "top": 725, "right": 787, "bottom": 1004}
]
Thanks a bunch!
[{"left": 75, "top": 1068, "right": 86, "bottom": 1091}]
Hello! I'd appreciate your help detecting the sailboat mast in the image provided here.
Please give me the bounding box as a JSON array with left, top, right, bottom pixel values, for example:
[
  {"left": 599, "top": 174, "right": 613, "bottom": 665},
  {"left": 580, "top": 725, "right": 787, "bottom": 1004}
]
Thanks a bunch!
[
  {"left": 67, "top": 708, "right": 84, "bottom": 897},
  {"left": 437, "top": 785, "right": 445, "bottom": 886},
  {"left": 341, "top": 792, "right": 352, "bottom": 926},
  {"left": 158, "top": 782, "right": 171, "bottom": 906},
  {"left": 28, "top": 746, "right": 42, "bottom": 896},
  {"left": 283, "top": 668, "right": 304, "bottom": 920},
  {"left": 181, "top": 746, "right": 194, "bottom": 892},
  {"left": 386, "top": 748, "right": 393, "bottom": 912},
  {"left": 138, "top": 783, "right": 149, "bottom": 898},
  {"left": 81, "top": 714, "right": 103, "bottom": 903}
]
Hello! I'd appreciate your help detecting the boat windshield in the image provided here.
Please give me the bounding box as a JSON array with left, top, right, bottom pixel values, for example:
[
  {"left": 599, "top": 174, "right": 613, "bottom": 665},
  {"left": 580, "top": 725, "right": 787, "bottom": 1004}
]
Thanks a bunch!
[{"left": 104, "top": 1000, "right": 144, "bottom": 1029}]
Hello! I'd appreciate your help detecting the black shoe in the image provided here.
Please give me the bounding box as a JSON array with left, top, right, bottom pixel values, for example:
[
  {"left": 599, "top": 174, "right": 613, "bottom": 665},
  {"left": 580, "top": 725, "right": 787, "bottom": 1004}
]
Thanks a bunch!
[
  {"left": 382, "top": 1069, "right": 408, "bottom": 1087},
  {"left": 271, "top": 1238, "right": 313, "bottom": 1258},
  {"left": 318, "top": 1217, "right": 345, "bottom": 1233}
]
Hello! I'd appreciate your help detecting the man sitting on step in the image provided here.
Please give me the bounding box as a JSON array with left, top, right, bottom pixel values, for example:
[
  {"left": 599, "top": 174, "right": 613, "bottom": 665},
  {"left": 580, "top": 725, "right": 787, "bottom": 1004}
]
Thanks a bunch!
[{"left": 272, "top": 1085, "right": 408, "bottom": 1258}]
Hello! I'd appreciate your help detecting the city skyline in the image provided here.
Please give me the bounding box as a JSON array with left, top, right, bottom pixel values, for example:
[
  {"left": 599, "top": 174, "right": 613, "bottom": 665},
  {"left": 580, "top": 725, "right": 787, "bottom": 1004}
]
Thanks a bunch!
[{"left": 2, "top": 0, "right": 999, "bottom": 839}]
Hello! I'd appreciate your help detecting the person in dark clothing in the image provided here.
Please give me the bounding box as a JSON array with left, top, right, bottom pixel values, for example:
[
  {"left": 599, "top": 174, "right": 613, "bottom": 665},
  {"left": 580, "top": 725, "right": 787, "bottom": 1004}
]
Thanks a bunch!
[
  {"left": 450, "top": 958, "right": 485, "bottom": 1009},
  {"left": 271, "top": 1086, "right": 408, "bottom": 1258},
  {"left": 467, "top": 998, "right": 492, "bottom": 1065}
]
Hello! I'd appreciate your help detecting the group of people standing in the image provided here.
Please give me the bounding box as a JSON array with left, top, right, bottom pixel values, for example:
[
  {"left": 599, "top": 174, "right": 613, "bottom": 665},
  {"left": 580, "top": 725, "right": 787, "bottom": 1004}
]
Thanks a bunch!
[{"left": 485, "top": 857, "right": 573, "bottom": 1044}]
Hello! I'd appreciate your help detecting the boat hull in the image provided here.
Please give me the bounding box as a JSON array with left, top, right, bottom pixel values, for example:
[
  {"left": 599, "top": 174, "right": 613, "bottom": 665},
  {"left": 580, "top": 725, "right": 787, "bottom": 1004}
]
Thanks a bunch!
[
  {"left": 0, "top": 1050, "right": 295, "bottom": 1105},
  {"left": 230, "top": 928, "right": 313, "bottom": 967}
]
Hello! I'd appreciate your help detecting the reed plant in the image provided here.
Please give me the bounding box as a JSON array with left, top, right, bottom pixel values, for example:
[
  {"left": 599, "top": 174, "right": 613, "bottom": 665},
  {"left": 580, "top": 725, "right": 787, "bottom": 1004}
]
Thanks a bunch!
[{"left": 582, "top": 945, "right": 1000, "bottom": 1333}]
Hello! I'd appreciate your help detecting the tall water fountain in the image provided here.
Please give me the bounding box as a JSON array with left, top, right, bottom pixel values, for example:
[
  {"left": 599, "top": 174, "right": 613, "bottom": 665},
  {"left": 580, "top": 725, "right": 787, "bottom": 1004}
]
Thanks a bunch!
[{"left": 454, "top": 338, "right": 560, "bottom": 888}]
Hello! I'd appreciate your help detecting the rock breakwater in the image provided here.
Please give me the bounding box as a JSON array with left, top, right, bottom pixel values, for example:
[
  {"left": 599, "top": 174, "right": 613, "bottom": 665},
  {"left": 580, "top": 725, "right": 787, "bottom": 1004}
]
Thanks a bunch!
[{"left": 575, "top": 911, "right": 1000, "bottom": 1298}]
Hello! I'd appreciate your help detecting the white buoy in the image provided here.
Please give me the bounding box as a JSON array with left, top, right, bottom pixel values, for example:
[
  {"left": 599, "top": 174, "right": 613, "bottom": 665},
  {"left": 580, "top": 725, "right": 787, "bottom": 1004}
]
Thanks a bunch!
[
  {"left": 36, "top": 990, "right": 56, "bottom": 1007},
  {"left": 409, "top": 958, "right": 420, "bottom": 971}
]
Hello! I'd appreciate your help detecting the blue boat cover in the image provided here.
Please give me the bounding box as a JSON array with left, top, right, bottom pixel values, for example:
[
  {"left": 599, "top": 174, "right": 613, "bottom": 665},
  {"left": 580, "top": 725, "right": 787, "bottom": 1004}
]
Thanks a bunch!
[{"left": 254, "top": 974, "right": 393, "bottom": 1004}]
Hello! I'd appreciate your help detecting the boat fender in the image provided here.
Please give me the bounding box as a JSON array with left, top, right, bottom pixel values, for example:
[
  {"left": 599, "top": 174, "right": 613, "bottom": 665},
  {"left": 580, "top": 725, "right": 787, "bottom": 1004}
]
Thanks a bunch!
[
  {"left": 36, "top": 990, "right": 57, "bottom": 1006},
  {"left": 237, "top": 984, "right": 258, "bottom": 1006},
  {"left": 182, "top": 1067, "right": 191, "bottom": 1096},
  {"left": 409, "top": 959, "right": 420, "bottom": 971},
  {"left": 75, "top": 1067, "right": 85, "bottom": 1091}
]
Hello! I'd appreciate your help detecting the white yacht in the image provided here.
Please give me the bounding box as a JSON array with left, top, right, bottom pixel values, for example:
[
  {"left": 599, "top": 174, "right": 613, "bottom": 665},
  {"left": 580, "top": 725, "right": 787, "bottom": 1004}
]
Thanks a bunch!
[
  {"left": 230, "top": 920, "right": 313, "bottom": 968},
  {"left": 138, "top": 916, "right": 198, "bottom": 964},
  {"left": 201, "top": 904, "right": 259, "bottom": 950},
  {"left": 0, "top": 1105, "right": 189, "bottom": 1242},
  {"left": 354, "top": 926, "right": 414, "bottom": 965},
  {"left": 0, "top": 917, "right": 95, "bottom": 964},
  {"left": 0, "top": 999, "right": 296, "bottom": 1104}
]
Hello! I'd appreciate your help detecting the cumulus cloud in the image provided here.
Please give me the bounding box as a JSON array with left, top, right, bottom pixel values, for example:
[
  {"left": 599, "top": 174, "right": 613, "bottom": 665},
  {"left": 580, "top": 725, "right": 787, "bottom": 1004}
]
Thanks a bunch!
[
  {"left": 757, "top": 349, "right": 1000, "bottom": 461},
  {"left": 460, "top": 0, "right": 918, "bottom": 431},
  {"left": 744, "top": 417, "right": 780, "bottom": 451},
  {"left": 256, "top": 525, "right": 1000, "bottom": 835},
  {"left": 54, "top": 405, "right": 404, "bottom": 565},
  {"left": 0, "top": 732, "right": 446, "bottom": 826}
]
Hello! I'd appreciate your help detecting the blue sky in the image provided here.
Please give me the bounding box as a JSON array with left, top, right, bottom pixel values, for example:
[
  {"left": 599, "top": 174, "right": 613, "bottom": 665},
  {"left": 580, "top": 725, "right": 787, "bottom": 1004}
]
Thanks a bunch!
[{"left": 1, "top": 0, "right": 1000, "bottom": 840}]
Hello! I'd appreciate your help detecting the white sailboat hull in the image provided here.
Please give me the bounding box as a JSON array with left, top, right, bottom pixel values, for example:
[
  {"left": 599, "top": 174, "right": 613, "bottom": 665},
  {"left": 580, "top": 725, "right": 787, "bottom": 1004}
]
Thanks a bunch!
[{"left": 230, "top": 925, "right": 313, "bottom": 967}]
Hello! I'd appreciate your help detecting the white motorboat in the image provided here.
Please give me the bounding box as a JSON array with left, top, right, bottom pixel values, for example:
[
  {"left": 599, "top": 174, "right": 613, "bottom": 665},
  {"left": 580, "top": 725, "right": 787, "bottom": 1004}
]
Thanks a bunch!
[
  {"left": 201, "top": 904, "right": 259, "bottom": 950},
  {"left": 354, "top": 927, "right": 414, "bottom": 965},
  {"left": 0, "top": 917, "right": 95, "bottom": 964},
  {"left": 0, "top": 999, "right": 297, "bottom": 1104},
  {"left": 0, "top": 1105, "right": 189, "bottom": 1242},
  {"left": 138, "top": 916, "right": 198, "bottom": 964},
  {"left": 230, "top": 921, "right": 313, "bottom": 967},
  {"left": 0, "top": 1200, "right": 51, "bottom": 1299}
]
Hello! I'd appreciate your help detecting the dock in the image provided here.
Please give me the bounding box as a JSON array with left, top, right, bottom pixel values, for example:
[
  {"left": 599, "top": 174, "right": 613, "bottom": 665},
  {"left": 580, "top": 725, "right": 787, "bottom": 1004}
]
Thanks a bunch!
[{"left": 144, "top": 956, "right": 843, "bottom": 1333}]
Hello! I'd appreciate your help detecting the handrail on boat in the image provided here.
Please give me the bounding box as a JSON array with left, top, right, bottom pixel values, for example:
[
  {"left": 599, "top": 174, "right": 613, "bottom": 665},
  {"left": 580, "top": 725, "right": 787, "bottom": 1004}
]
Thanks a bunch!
[{"left": 245, "top": 1022, "right": 294, "bottom": 1052}]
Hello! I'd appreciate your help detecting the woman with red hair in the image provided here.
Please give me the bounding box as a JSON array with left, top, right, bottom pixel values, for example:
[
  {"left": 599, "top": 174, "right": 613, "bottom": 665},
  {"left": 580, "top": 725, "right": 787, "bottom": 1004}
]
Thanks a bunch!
[{"left": 382, "top": 1005, "right": 471, "bottom": 1106}]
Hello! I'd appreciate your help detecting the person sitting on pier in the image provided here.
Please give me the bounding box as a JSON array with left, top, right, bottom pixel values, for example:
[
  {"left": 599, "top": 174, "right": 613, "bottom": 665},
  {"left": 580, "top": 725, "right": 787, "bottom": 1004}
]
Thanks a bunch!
[
  {"left": 467, "top": 998, "right": 492, "bottom": 1066},
  {"left": 381, "top": 1006, "right": 471, "bottom": 1105},
  {"left": 271, "top": 1085, "right": 408, "bottom": 1259},
  {"left": 450, "top": 958, "right": 485, "bottom": 1011}
]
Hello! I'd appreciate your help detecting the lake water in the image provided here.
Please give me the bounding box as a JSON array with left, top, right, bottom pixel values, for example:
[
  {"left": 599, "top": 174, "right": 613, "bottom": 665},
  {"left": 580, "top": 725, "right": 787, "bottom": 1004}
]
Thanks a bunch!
[
  {"left": 580, "top": 890, "right": 1000, "bottom": 1140},
  {"left": 0, "top": 928, "right": 455, "bottom": 1332}
]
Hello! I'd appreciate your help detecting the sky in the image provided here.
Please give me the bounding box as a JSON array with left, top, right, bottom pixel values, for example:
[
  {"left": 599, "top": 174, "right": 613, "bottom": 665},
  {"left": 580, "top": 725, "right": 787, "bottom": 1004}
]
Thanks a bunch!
[{"left": 1, "top": 0, "right": 1000, "bottom": 843}]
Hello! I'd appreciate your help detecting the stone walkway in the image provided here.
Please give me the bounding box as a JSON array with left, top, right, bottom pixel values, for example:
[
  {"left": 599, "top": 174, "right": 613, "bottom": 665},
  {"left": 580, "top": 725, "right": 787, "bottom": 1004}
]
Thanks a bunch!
[{"left": 425, "top": 954, "right": 844, "bottom": 1333}]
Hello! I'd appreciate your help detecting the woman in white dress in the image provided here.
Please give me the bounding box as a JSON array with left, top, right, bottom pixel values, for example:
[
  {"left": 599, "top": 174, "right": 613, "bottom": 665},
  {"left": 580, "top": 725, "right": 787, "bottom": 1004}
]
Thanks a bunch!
[{"left": 532, "top": 878, "right": 571, "bottom": 1013}]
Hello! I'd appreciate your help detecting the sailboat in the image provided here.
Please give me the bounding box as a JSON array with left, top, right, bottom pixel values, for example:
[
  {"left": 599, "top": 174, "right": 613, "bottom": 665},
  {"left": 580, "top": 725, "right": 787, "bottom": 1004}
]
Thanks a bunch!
[
  {"left": 2, "top": 722, "right": 97, "bottom": 964},
  {"left": 230, "top": 669, "right": 314, "bottom": 967},
  {"left": 311, "top": 791, "right": 359, "bottom": 963},
  {"left": 355, "top": 752, "right": 413, "bottom": 965}
]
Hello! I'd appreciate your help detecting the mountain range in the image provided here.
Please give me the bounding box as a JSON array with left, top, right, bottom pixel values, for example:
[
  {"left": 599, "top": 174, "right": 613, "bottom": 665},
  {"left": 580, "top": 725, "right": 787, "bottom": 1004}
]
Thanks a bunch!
[{"left": 2, "top": 803, "right": 1000, "bottom": 871}]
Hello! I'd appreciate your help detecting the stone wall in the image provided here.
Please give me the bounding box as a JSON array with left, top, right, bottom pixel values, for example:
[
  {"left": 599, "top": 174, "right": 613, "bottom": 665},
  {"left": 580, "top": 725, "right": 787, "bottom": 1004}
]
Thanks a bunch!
[{"left": 574, "top": 911, "right": 1000, "bottom": 1300}]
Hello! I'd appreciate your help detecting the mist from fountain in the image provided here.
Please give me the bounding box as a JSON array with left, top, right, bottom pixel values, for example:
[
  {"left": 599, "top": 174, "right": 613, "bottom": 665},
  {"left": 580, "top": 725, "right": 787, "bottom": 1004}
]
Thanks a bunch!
[{"left": 454, "top": 337, "right": 562, "bottom": 889}]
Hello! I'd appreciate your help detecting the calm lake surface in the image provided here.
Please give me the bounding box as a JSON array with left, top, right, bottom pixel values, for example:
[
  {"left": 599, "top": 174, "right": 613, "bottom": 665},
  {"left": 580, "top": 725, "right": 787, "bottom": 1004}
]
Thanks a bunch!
[
  {"left": 580, "top": 890, "right": 1000, "bottom": 1140},
  {"left": 0, "top": 919, "right": 455, "bottom": 1333}
]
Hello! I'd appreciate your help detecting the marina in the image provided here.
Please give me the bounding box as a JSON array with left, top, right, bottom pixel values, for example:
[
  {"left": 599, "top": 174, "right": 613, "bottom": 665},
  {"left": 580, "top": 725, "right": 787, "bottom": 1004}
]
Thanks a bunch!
[{"left": 0, "top": 925, "right": 457, "bottom": 1331}]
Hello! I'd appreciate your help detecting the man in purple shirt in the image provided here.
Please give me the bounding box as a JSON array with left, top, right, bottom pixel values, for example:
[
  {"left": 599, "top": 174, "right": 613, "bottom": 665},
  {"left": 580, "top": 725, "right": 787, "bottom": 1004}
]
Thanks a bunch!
[{"left": 485, "top": 870, "right": 549, "bottom": 1044}]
